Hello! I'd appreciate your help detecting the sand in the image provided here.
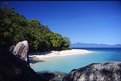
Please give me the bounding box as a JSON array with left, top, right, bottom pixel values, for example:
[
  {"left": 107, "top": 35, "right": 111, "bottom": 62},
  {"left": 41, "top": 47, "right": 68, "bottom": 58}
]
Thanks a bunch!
[{"left": 29, "top": 49, "right": 93, "bottom": 61}]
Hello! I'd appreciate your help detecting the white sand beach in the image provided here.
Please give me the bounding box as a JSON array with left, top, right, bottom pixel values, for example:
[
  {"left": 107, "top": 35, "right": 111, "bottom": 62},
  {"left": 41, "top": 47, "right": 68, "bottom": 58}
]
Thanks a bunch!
[{"left": 29, "top": 49, "right": 93, "bottom": 61}]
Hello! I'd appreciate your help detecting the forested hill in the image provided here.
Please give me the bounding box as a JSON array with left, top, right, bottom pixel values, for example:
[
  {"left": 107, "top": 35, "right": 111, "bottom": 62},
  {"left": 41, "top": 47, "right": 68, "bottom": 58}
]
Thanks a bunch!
[{"left": 0, "top": 6, "right": 70, "bottom": 52}]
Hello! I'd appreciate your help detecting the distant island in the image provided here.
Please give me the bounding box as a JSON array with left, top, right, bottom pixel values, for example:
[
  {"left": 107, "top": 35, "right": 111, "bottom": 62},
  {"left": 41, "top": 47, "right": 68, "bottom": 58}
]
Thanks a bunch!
[{"left": 71, "top": 42, "right": 121, "bottom": 48}]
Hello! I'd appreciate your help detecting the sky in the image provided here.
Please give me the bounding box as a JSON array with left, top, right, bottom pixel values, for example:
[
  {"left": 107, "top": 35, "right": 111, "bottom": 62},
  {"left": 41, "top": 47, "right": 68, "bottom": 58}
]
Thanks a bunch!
[{"left": 1, "top": 1, "right": 121, "bottom": 44}]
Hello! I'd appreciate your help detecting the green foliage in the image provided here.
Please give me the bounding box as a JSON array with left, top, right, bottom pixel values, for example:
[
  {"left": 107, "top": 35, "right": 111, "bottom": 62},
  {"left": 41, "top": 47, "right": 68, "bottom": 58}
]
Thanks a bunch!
[{"left": 0, "top": 6, "right": 70, "bottom": 52}]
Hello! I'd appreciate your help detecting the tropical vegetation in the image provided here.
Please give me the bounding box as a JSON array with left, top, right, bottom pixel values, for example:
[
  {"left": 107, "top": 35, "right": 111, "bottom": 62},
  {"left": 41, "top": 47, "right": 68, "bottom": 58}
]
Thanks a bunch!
[{"left": 0, "top": 3, "right": 70, "bottom": 52}]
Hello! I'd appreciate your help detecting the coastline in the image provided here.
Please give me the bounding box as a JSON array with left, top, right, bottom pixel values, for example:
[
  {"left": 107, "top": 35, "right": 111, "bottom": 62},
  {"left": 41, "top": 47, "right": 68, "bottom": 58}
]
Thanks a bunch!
[{"left": 29, "top": 49, "right": 93, "bottom": 62}]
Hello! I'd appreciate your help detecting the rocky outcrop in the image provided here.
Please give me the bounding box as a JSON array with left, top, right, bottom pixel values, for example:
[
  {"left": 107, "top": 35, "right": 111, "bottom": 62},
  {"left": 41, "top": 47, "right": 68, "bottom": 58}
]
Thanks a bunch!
[
  {"left": 63, "top": 62, "right": 121, "bottom": 81},
  {"left": 39, "top": 72, "right": 67, "bottom": 81},
  {"left": 10, "top": 40, "right": 29, "bottom": 63},
  {"left": 0, "top": 43, "right": 47, "bottom": 81}
]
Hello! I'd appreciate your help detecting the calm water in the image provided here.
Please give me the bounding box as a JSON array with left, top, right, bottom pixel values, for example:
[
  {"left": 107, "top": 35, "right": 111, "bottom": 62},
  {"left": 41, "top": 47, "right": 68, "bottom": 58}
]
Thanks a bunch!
[{"left": 30, "top": 48, "right": 121, "bottom": 73}]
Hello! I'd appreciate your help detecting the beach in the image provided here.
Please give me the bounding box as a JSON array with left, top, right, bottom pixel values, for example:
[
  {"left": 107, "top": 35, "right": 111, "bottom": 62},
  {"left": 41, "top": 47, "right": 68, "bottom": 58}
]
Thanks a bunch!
[{"left": 29, "top": 49, "right": 93, "bottom": 61}]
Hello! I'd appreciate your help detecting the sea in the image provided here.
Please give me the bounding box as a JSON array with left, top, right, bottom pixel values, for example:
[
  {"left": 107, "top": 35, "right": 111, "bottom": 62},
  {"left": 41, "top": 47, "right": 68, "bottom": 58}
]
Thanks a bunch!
[{"left": 30, "top": 48, "right": 121, "bottom": 73}]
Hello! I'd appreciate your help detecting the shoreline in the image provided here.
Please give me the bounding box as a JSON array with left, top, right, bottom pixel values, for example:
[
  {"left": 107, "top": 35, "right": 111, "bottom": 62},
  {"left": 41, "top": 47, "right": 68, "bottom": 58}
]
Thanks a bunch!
[{"left": 29, "top": 49, "right": 93, "bottom": 62}]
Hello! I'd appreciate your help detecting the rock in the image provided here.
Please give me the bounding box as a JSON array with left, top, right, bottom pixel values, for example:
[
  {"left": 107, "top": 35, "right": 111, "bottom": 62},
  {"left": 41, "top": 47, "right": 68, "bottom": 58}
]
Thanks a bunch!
[
  {"left": 12, "top": 40, "right": 29, "bottom": 62},
  {"left": 63, "top": 62, "right": 121, "bottom": 81},
  {"left": 51, "top": 72, "right": 67, "bottom": 81},
  {"left": 0, "top": 43, "right": 47, "bottom": 81},
  {"left": 38, "top": 71, "right": 67, "bottom": 81},
  {"left": 9, "top": 45, "right": 15, "bottom": 52}
]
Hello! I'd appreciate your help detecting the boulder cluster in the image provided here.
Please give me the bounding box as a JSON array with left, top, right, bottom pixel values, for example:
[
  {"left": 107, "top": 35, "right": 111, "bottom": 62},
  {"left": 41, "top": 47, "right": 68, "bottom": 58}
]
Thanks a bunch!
[{"left": 63, "top": 62, "right": 121, "bottom": 81}]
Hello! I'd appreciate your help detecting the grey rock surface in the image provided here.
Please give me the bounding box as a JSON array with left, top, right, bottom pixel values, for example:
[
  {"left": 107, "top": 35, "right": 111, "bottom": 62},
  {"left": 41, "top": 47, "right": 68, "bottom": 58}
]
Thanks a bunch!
[
  {"left": 12, "top": 40, "right": 29, "bottom": 62},
  {"left": 0, "top": 43, "right": 47, "bottom": 81},
  {"left": 63, "top": 62, "right": 121, "bottom": 81},
  {"left": 39, "top": 72, "right": 67, "bottom": 81}
]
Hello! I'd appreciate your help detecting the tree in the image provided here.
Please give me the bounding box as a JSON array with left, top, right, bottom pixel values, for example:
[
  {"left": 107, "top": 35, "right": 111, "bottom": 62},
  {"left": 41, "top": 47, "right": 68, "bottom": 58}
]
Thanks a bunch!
[{"left": 0, "top": 5, "right": 70, "bottom": 52}]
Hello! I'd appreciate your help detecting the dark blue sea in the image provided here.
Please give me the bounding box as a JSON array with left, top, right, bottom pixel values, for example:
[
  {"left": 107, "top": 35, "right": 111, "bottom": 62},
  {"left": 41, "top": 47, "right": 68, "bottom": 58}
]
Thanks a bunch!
[{"left": 30, "top": 48, "right": 121, "bottom": 73}]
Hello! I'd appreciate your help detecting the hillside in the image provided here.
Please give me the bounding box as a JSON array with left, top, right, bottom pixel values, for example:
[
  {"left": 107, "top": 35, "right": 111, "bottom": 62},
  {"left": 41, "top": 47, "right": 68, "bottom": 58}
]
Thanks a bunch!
[{"left": 0, "top": 6, "right": 70, "bottom": 52}]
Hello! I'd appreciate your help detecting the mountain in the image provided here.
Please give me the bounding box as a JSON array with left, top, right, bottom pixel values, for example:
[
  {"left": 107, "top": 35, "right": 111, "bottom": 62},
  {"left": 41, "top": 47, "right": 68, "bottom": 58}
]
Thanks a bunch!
[{"left": 71, "top": 43, "right": 121, "bottom": 48}]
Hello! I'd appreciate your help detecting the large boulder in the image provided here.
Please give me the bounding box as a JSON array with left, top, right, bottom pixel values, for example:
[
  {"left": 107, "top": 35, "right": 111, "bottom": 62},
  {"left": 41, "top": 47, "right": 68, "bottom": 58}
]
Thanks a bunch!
[
  {"left": 0, "top": 43, "right": 47, "bottom": 81},
  {"left": 63, "top": 62, "right": 121, "bottom": 81},
  {"left": 11, "top": 40, "right": 29, "bottom": 62}
]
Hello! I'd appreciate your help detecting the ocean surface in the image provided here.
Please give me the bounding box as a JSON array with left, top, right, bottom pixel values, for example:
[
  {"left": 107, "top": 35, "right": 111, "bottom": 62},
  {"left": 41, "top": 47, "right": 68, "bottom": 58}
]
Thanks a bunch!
[{"left": 30, "top": 48, "right": 121, "bottom": 73}]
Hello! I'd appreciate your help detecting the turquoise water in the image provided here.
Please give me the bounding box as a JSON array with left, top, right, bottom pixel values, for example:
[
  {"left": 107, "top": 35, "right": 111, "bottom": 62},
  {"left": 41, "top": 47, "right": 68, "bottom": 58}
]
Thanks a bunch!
[{"left": 30, "top": 48, "right": 121, "bottom": 73}]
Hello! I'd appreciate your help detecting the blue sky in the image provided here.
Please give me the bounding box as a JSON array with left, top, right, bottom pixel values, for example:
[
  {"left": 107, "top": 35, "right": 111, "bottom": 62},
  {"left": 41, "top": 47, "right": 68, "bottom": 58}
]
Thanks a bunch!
[{"left": 2, "top": 1, "right": 121, "bottom": 44}]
